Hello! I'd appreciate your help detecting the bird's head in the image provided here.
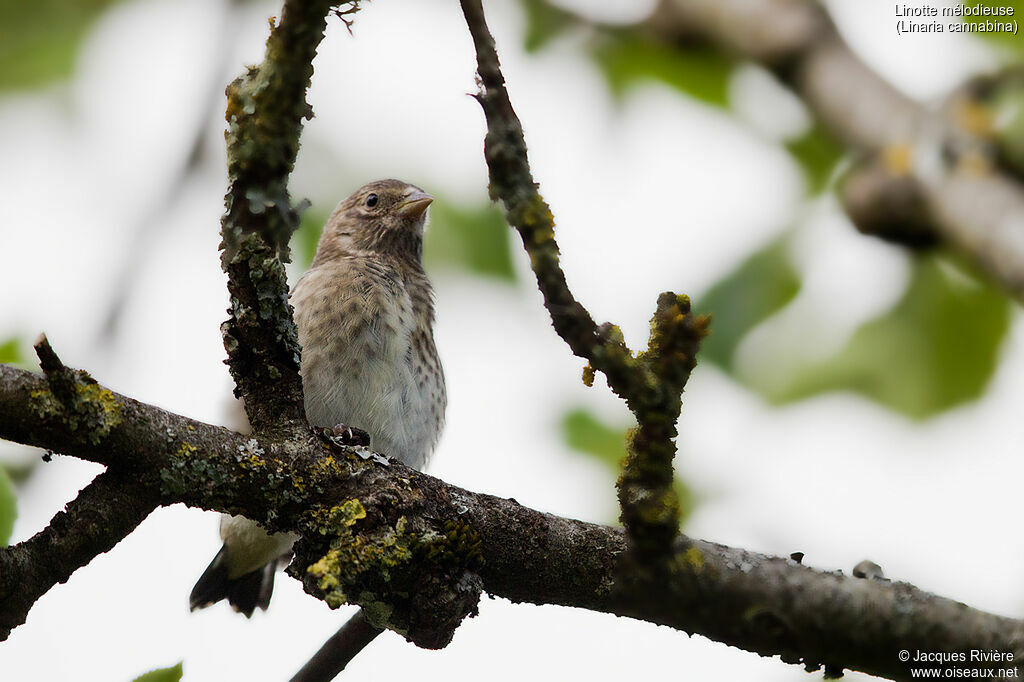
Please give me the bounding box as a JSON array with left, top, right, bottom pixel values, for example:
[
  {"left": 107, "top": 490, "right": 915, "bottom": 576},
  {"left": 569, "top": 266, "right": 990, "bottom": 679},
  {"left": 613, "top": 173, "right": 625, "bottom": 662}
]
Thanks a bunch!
[{"left": 313, "top": 179, "right": 434, "bottom": 266}]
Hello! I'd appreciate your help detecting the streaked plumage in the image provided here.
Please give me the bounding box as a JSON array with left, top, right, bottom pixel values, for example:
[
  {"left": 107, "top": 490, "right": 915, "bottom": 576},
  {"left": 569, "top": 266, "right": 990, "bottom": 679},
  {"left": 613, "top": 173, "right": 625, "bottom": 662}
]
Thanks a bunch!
[{"left": 190, "top": 179, "right": 446, "bottom": 616}]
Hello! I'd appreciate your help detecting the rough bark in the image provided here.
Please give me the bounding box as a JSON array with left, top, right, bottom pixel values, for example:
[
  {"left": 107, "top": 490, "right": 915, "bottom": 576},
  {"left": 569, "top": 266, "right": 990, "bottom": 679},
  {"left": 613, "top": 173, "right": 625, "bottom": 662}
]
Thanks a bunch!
[{"left": 1, "top": 364, "right": 1023, "bottom": 678}]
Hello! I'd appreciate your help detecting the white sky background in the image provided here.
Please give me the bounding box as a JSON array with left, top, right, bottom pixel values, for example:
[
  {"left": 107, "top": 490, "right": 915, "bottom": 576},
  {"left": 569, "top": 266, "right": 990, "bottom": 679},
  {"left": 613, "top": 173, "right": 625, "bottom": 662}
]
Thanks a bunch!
[{"left": 0, "top": 0, "right": 1021, "bottom": 680}]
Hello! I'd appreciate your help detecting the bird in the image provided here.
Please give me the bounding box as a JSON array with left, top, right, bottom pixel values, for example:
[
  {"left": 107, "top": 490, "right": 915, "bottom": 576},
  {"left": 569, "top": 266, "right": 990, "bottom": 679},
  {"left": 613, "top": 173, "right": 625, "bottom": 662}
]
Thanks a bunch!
[{"left": 190, "top": 179, "right": 447, "bottom": 617}]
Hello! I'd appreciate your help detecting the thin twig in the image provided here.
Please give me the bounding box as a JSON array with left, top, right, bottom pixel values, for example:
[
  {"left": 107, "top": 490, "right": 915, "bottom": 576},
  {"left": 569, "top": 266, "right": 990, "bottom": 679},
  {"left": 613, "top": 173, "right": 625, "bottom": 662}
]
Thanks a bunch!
[
  {"left": 289, "top": 610, "right": 382, "bottom": 682},
  {"left": 459, "top": 0, "right": 706, "bottom": 565}
]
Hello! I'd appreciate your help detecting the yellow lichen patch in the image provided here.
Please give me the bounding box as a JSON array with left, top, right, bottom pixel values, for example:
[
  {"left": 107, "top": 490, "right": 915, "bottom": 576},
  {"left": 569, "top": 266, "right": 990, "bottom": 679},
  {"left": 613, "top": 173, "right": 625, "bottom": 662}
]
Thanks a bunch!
[
  {"left": 29, "top": 389, "right": 59, "bottom": 419},
  {"left": 682, "top": 545, "right": 704, "bottom": 572},
  {"left": 305, "top": 504, "right": 419, "bottom": 613},
  {"left": 75, "top": 383, "right": 122, "bottom": 434},
  {"left": 332, "top": 499, "right": 367, "bottom": 528},
  {"left": 582, "top": 362, "right": 595, "bottom": 387},
  {"left": 310, "top": 454, "right": 345, "bottom": 484},
  {"left": 177, "top": 442, "right": 198, "bottom": 457},
  {"left": 307, "top": 548, "right": 347, "bottom": 608},
  {"left": 309, "top": 499, "right": 367, "bottom": 535},
  {"left": 29, "top": 382, "right": 123, "bottom": 445}
]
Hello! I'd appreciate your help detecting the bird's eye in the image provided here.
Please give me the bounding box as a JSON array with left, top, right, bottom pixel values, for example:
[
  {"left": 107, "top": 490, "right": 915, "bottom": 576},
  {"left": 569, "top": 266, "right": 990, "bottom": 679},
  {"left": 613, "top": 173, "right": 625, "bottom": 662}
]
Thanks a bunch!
[{"left": 365, "top": 193, "right": 378, "bottom": 208}]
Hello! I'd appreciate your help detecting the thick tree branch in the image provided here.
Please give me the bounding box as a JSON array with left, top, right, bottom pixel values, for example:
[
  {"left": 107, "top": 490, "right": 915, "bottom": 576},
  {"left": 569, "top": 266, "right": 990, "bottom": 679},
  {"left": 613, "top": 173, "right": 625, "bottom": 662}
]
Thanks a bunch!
[
  {"left": 460, "top": 0, "right": 707, "bottom": 565},
  {"left": 4, "top": 3, "right": 1022, "bottom": 680},
  {"left": 648, "top": 0, "right": 1024, "bottom": 300},
  {"left": 0, "top": 362, "right": 1022, "bottom": 678}
]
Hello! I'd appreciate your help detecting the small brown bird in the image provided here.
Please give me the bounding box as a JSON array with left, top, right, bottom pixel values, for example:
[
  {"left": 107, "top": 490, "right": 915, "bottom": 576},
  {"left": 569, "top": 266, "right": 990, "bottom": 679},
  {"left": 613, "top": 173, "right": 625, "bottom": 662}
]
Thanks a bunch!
[{"left": 190, "top": 179, "right": 446, "bottom": 616}]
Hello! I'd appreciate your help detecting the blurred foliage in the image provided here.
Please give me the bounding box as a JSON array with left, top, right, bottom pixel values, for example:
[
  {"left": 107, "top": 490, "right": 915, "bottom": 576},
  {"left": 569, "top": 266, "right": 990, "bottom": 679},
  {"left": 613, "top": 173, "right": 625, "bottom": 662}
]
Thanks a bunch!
[
  {"left": 0, "top": 466, "right": 15, "bottom": 547},
  {"left": 0, "top": 338, "right": 24, "bottom": 365},
  {"left": 697, "top": 236, "right": 802, "bottom": 369},
  {"left": 0, "top": 0, "right": 122, "bottom": 91},
  {"left": 521, "top": 0, "right": 575, "bottom": 53},
  {"left": 701, "top": 243, "right": 1011, "bottom": 419},
  {"left": 130, "top": 662, "right": 183, "bottom": 682},
  {"left": 762, "top": 256, "right": 1011, "bottom": 419},
  {"left": 293, "top": 200, "right": 516, "bottom": 282},
  {"left": 0, "top": 337, "right": 37, "bottom": 491},
  {"left": 293, "top": 207, "right": 330, "bottom": 270},
  {"left": 423, "top": 201, "right": 516, "bottom": 282},
  {"left": 786, "top": 124, "right": 846, "bottom": 194},
  {"left": 592, "top": 35, "right": 733, "bottom": 107},
  {"left": 979, "top": 72, "right": 1024, "bottom": 178},
  {"left": 561, "top": 407, "right": 695, "bottom": 524},
  {"left": 961, "top": 0, "right": 1024, "bottom": 51}
]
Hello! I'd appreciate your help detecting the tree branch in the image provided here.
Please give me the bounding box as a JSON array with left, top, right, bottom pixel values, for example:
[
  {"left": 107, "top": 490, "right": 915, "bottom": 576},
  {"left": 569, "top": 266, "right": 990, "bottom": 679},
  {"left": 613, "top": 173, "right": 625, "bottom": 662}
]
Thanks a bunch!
[
  {"left": 0, "top": 362, "right": 1022, "bottom": 677},
  {"left": 649, "top": 0, "right": 1024, "bottom": 300},
  {"left": 0, "top": 468, "right": 157, "bottom": 640},
  {"left": 460, "top": 0, "right": 708, "bottom": 566},
  {"left": 289, "top": 610, "right": 382, "bottom": 682},
  {"left": 4, "top": 3, "right": 1023, "bottom": 680},
  {"left": 218, "top": 0, "right": 344, "bottom": 435}
]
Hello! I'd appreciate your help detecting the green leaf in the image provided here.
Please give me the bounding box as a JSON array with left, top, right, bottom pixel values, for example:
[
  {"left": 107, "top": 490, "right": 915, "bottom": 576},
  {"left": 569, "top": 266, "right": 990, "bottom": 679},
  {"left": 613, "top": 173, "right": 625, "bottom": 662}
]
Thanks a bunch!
[
  {"left": 560, "top": 408, "right": 696, "bottom": 524},
  {"left": 131, "top": 662, "right": 183, "bottom": 682},
  {"left": 592, "top": 34, "right": 733, "bottom": 107},
  {"left": 0, "top": 338, "right": 23, "bottom": 366},
  {"left": 762, "top": 256, "right": 1011, "bottom": 419},
  {"left": 696, "top": 235, "right": 802, "bottom": 369},
  {"left": 292, "top": 208, "right": 330, "bottom": 270},
  {"left": 0, "top": 0, "right": 122, "bottom": 91},
  {"left": 423, "top": 200, "right": 516, "bottom": 282},
  {"left": 0, "top": 466, "right": 16, "bottom": 547},
  {"left": 562, "top": 407, "right": 626, "bottom": 469},
  {"left": 521, "top": 0, "right": 576, "bottom": 52},
  {"left": 786, "top": 124, "right": 845, "bottom": 194},
  {"left": 959, "top": 1, "right": 1024, "bottom": 51},
  {"left": 293, "top": 200, "right": 515, "bottom": 282}
]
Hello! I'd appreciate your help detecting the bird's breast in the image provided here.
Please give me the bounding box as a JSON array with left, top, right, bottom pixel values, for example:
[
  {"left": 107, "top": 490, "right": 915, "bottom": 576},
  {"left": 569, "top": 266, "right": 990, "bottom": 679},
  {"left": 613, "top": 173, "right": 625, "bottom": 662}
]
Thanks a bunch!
[{"left": 291, "top": 260, "right": 444, "bottom": 469}]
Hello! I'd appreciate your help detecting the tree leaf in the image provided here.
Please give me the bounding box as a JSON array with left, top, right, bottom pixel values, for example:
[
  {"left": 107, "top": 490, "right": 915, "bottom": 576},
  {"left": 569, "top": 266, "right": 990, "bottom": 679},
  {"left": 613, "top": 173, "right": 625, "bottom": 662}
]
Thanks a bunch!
[
  {"left": 0, "top": 0, "right": 122, "bottom": 91},
  {"left": 0, "top": 466, "right": 16, "bottom": 547},
  {"left": 131, "top": 662, "right": 183, "bottom": 682},
  {"left": 762, "top": 256, "right": 1011, "bottom": 419},
  {"left": 0, "top": 338, "right": 23, "bottom": 366},
  {"left": 521, "top": 0, "right": 576, "bottom": 53},
  {"left": 292, "top": 207, "right": 330, "bottom": 270},
  {"left": 696, "top": 235, "right": 802, "bottom": 369},
  {"left": 560, "top": 408, "right": 696, "bottom": 523},
  {"left": 562, "top": 407, "right": 626, "bottom": 469},
  {"left": 786, "top": 124, "right": 845, "bottom": 194},
  {"left": 423, "top": 200, "right": 516, "bottom": 282},
  {"left": 591, "top": 34, "right": 733, "bottom": 107}
]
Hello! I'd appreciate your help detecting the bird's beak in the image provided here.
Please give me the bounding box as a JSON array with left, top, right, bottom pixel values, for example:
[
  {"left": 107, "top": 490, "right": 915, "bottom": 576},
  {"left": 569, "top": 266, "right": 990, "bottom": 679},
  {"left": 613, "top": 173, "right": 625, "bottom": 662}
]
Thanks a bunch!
[{"left": 397, "top": 189, "right": 434, "bottom": 219}]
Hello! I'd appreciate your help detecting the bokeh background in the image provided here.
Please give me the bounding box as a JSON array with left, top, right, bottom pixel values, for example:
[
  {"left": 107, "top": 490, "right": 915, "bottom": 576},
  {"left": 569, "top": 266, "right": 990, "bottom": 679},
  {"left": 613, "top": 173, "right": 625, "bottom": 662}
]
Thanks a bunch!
[{"left": 1, "top": 0, "right": 1022, "bottom": 680}]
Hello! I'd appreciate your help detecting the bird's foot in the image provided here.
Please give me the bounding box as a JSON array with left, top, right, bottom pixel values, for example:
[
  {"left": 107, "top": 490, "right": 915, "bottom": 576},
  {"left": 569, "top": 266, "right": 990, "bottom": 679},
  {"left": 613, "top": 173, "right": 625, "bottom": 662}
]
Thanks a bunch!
[{"left": 315, "top": 423, "right": 371, "bottom": 448}]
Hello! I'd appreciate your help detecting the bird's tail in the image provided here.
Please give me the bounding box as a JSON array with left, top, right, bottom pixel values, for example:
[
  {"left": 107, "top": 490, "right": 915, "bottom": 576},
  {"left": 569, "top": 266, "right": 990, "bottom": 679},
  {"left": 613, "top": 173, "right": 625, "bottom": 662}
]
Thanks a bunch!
[{"left": 189, "top": 545, "right": 277, "bottom": 618}]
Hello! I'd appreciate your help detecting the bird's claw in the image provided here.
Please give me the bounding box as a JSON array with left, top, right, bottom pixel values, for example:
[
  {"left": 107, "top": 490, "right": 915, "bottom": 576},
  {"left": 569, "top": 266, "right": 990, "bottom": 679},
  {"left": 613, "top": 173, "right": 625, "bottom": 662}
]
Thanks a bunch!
[{"left": 315, "top": 423, "right": 371, "bottom": 448}]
